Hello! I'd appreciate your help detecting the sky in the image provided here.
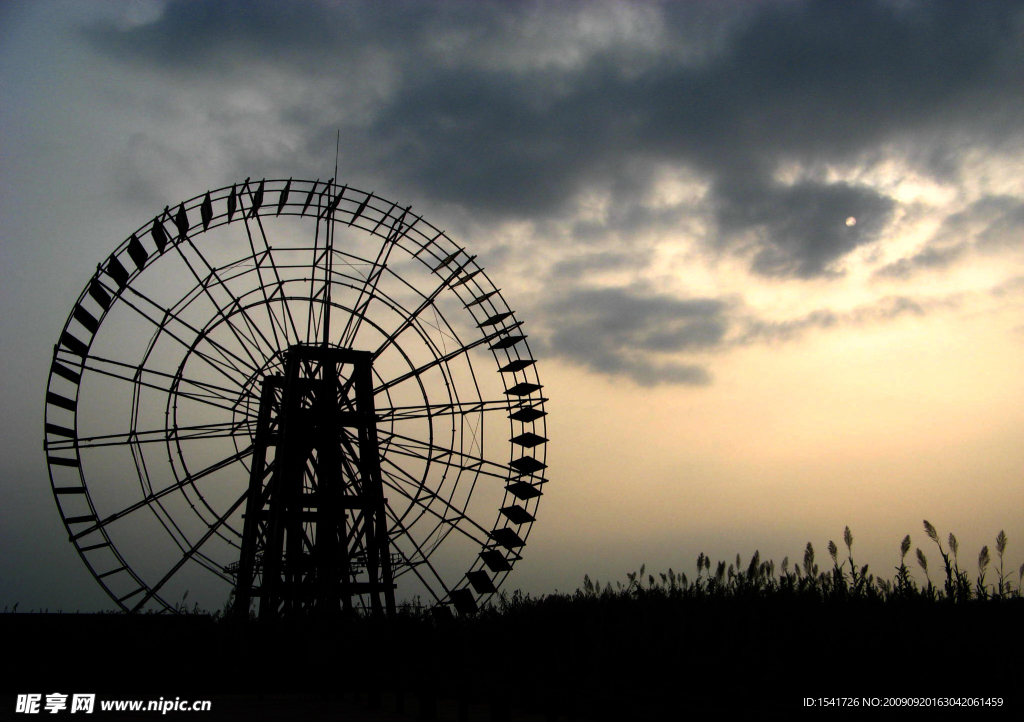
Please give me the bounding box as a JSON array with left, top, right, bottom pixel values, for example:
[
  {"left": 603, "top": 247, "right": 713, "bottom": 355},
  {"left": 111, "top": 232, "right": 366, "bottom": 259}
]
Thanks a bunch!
[{"left": 2, "top": 0, "right": 1023, "bottom": 613}]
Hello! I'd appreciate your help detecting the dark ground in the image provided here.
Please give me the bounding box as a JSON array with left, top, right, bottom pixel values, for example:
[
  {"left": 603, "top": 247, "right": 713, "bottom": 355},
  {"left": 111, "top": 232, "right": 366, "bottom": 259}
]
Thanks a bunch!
[{"left": 2, "top": 595, "right": 1020, "bottom": 720}]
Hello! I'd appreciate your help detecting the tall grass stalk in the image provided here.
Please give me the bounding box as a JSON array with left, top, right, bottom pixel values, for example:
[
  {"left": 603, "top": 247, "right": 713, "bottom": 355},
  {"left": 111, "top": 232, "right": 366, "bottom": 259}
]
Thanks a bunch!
[{"left": 574, "top": 523, "right": 1020, "bottom": 605}]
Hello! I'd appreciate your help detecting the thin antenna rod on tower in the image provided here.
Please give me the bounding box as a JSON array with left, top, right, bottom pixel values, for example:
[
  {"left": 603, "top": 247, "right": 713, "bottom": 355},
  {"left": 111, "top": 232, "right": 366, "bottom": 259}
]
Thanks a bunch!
[
  {"left": 323, "top": 130, "right": 341, "bottom": 348},
  {"left": 334, "top": 129, "right": 340, "bottom": 182}
]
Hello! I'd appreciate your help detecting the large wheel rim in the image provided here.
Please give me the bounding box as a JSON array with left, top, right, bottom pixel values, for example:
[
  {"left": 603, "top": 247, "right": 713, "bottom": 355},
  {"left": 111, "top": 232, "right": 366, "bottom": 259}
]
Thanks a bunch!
[{"left": 44, "top": 180, "right": 548, "bottom": 613}]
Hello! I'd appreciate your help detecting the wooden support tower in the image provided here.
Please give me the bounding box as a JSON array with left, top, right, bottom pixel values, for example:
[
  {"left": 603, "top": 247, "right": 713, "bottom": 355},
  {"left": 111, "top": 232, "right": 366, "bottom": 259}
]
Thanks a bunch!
[{"left": 233, "top": 345, "right": 396, "bottom": 619}]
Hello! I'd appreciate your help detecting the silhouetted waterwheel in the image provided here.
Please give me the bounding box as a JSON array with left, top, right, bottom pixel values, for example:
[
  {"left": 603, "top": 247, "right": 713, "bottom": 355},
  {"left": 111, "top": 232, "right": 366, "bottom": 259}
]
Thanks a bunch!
[{"left": 44, "top": 179, "right": 548, "bottom": 614}]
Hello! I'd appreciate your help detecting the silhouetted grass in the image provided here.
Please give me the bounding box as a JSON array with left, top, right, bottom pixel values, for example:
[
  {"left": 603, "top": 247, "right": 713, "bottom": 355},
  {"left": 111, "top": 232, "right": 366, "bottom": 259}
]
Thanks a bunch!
[
  {"left": 4, "top": 522, "right": 1020, "bottom": 718},
  {"left": 563, "top": 521, "right": 1022, "bottom": 607}
]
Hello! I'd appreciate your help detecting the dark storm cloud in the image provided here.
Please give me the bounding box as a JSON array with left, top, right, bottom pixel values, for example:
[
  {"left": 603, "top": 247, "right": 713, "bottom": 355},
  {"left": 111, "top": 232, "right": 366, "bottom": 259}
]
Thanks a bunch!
[
  {"left": 536, "top": 286, "right": 728, "bottom": 385},
  {"left": 82, "top": 1, "right": 408, "bottom": 70},
  {"left": 714, "top": 177, "right": 895, "bottom": 278},
  {"left": 83, "top": 0, "right": 1024, "bottom": 280},
  {"left": 532, "top": 283, "right": 957, "bottom": 383}
]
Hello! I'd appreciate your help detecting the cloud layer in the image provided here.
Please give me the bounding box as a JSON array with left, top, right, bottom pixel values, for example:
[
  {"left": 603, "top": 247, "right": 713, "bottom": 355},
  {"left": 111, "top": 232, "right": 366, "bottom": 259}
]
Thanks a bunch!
[{"left": 75, "top": 0, "right": 1024, "bottom": 384}]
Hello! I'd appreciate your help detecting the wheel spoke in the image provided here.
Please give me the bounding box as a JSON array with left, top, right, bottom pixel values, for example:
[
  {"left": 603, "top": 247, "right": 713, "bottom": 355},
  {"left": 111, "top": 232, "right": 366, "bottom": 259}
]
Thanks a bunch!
[
  {"left": 379, "top": 460, "right": 493, "bottom": 544},
  {"left": 339, "top": 205, "right": 413, "bottom": 348},
  {"left": 305, "top": 182, "right": 329, "bottom": 344},
  {"left": 374, "top": 322, "right": 523, "bottom": 394},
  {"left": 111, "top": 285, "right": 260, "bottom": 388},
  {"left": 371, "top": 254, "right": 479, "bottom": 361},
  {"left": 383, "top": 508, "right": 450, "bottom": 603},
  {"left": 75, "top": 353, "right": 254, "bottom": 416},
  {"left": 47, "top": 419, "right": 254, "bottom": 451},
  {"left": 241, "top": 185, "right": 302, "bottom": 346},
  {"left": 169, "top": 235, "right": 281, "bottom": 374},
  {"left": 130, "top": 488, "right": 249, "bottom": 612},
  {"left": 235, "top": 190, "right": 284, "bottom": 355},
  {"left": 376, "top": 397, "right": 544, "bottom": 421},
  {"left": 378, "top": 427, "right": 518, "bottom": 483},
  {"left": 70, "top": 446, "right": 253, "bottom": 541}
]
